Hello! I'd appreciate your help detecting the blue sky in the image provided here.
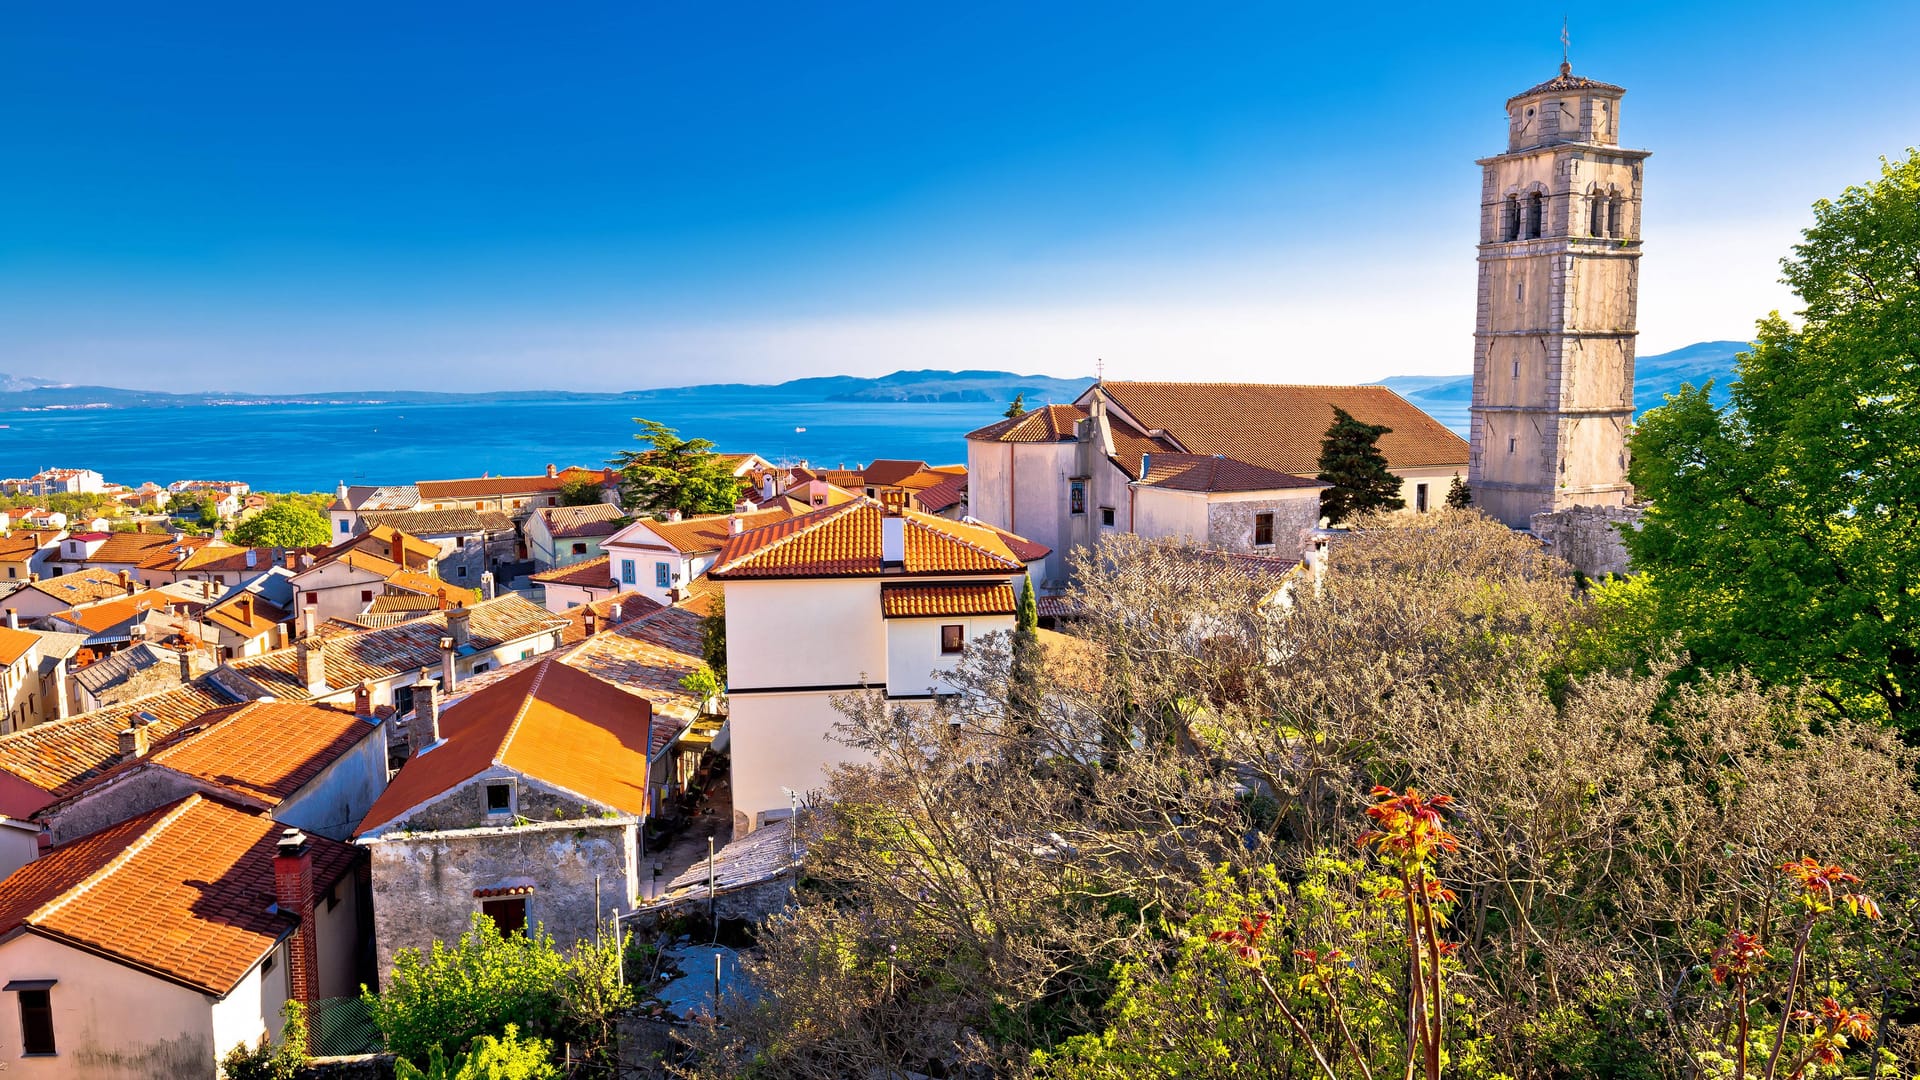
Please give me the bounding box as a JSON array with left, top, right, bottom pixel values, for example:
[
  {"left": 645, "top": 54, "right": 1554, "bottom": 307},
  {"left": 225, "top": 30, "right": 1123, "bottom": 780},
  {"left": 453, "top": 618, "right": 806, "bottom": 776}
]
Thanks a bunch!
[{"left": 3, "top": 1, "right": 1917, "bottom": 393}]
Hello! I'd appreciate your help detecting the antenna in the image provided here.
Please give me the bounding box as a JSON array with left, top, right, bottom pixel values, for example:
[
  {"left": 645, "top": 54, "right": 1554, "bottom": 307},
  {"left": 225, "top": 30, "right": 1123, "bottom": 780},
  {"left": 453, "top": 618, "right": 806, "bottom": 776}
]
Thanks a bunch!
[
  {"left": 1560, "top": 17, "right": 1571, "bottom": 72},
  {"left": 1095, "top": 358, "right": 1106, "bottom": 383}
]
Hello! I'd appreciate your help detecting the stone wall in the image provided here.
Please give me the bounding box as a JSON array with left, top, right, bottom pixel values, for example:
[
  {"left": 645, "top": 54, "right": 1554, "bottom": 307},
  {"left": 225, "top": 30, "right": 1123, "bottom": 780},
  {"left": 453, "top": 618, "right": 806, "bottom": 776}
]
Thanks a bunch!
[
  {"left": 1530, "top": 504, "right": 1643, "bottom": 578},
  {"left": 1206, "top": 497, "right": 1321, "bottom": 557},
  {"left": 390, "top": 771, "right": 605, "bottom": 833},
  {"left": 365, "top": 816, "right": 639, "bottom": 980}
]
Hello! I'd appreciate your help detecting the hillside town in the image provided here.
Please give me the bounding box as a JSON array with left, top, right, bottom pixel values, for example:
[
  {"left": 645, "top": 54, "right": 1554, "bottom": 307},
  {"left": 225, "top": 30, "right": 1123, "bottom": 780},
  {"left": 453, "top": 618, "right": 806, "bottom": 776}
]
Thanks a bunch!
[{"left": 5, "top": 52, "right": 1920, "bottom": 1080}]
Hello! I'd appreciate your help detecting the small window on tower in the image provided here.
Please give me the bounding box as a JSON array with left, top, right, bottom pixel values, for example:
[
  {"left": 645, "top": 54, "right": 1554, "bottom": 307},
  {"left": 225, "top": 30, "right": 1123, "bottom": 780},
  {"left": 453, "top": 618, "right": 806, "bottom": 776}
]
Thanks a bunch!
[
  {"left": 1525, "top": 191, "right": 1544, "bottom": 239},
  {"left": 1508, "top": 437, "right": 1517, "bottom": 455},
  {"left": 486, "top": 783, "right": 513, "bottom": 815},
  {"left": 1512, "top": 360, "right": 1520, "bottom": 379},
  {"left": 1253, "top": 512, "right": 1274, "bottom": 547},
  {"left": 1502, "top": 194, "right": 1521, "bottom": 242}
]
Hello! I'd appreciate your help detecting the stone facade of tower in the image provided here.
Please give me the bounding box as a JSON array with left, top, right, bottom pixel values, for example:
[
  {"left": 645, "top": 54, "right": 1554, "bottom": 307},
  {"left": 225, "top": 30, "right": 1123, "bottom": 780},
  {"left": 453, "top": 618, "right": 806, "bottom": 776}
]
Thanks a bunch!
[{"left": 1468, "top": 63, "right": 1648, "bottom": 529}]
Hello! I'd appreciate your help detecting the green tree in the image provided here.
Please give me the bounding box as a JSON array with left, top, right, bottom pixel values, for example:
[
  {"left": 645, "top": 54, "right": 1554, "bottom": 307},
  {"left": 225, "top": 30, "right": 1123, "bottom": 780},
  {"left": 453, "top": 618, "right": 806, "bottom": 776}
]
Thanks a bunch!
[
  {"left": 220, "top": 1000, "right": 307, "bottom": 1080},
  {"left": 700, "top": 593, "right": 727, "bottom": 683},
  {"left": 392, "top": 1026, "right": 558, "bottom": 1080},
  {"left": 230, "top": 502, "right": 331, "bottom": 547},
  {"left": 1004, "top": 392, "right": 1028, "bottom": 419},
  {"left": 1445, "top": 472, "right": 1472, "bottom": 509},
  {"left": 1624, "top": 150, "right": 1920, "bottom": 727},
  {"left": 612, "top": 419, "right": 745, "bottom": 518},
  {"left": 558, "top": 474, "right": 607, "bottom": 507},
  {"left": 1316, "top": 407, "right": 1405, "bottom": 524}
]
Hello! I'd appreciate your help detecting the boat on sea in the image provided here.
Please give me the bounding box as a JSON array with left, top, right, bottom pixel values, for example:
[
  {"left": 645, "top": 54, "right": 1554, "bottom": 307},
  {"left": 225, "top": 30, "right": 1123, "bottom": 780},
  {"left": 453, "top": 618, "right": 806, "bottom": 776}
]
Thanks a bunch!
[{"left": 794, "top": 427, "right": 806, "bottom": 433}]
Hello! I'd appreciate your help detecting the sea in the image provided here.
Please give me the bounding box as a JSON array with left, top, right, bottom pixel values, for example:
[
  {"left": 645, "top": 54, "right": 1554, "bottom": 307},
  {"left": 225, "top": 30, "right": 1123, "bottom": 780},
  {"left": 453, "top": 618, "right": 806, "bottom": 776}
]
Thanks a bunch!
[{"left": 0, "top": 395, "right": 1008, "bottom": 493}]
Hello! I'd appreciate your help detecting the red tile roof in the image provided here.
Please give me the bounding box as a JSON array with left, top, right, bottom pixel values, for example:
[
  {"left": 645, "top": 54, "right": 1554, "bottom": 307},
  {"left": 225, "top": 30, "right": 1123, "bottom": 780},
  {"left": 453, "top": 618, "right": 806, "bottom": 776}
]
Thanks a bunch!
[
  {"left": 14, "top": 568, "right": 138, "bottom": 608},
  {"left": 0, "top": 683, "right": 241, "bottom": 811},
  {"left": 861, "top": 459, "right": 931, "bottom": 486},
  {"left": 966, "top": 405, "right": 1087, "bottom": 443},
  {"left": 416, "top": 468, "right": 600, "bottom": 500},
  {"left": 534, "top": 503, "right": 626, "bottom": 539},
  {"left": 709, "top": 500, "right": 1036, "bottom": 579},
  {"left": 0, "top": 627, "right": 38, "bottom": 667},
  {"left": 1087, "top": 382, "right": 1467, "bottom": 475},
  {"left": 1510, "top": 64, "right": 1624, "bottom": 104},
  {"left": 531, "top": 555, "right": 617, "bottom": 589},
  {"left": 880, "top": 582, "right": 1017, "bottom": 619},
  {"left": 910, "top": 471, "right": 968, "bottom": 513},
  {"left": 358, "top": 659, "right": 654, "bottom": 832},
  {"left": 0, "top": 794, "right": 355, "bottom": 995},
  {"left": 555, "top": 590, "right": 663, "bottom": 645},
  {"left": 52, "top": 592, "right": 166, "bottom": 634},
  {"left": 633, "top": 507, "right": 793, "bottom": 556},
  {"left": 1136, "top": 453, "right": 1328, "bottom": 493},
  {"left": 962, "top": 518, "right": 1053, "bottom": 563}
]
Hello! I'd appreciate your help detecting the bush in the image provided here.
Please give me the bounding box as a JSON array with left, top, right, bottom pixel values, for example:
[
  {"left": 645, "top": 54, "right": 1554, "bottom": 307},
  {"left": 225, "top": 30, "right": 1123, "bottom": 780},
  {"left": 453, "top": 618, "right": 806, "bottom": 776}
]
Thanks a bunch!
[
  {"left": 392, "top": 1025, "right": 558, "bottom": 1080},
  {"left": 219, "top": 1000, "right": 306, "bottom": 1080}
]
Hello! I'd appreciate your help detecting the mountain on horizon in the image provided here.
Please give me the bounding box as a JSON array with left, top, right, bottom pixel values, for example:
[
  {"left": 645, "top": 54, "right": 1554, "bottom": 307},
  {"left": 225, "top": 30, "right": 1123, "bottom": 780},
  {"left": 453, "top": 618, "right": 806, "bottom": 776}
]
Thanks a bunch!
[{"left": 1373, "top": 339, "right": 1749, "bottom": 435}]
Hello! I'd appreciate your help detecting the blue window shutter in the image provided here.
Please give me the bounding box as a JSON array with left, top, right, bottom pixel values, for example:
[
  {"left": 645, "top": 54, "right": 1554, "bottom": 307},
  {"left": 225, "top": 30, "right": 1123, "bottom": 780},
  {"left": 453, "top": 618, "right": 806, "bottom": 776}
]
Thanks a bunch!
[
  {"left": 621, "top": 559, "right": 636, "bottom": 585},
  {"left": 656, "top": 562, "right": 671, "bottom": 588}
]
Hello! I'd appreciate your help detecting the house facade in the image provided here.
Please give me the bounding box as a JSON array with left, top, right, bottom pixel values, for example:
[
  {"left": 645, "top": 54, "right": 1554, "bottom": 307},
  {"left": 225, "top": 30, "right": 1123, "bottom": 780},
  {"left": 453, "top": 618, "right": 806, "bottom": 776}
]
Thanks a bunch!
[
  {"left": 711, "top": 500, "right": 1045, "bottom": 833},
  {"left": 525, "top": 504, "right": 625, "bottom": 572},
  {"left": 602, "top": 507, "right": 791, "bottom": 608}
]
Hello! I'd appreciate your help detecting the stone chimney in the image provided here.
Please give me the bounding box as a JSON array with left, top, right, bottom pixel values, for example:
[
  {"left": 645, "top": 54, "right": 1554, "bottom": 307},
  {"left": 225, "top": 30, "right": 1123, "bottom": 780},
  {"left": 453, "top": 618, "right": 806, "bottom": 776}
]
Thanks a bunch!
[
  {"left": 435, "top": 588, "right": 449, "bottom": 612},
  {"left": 3, "top": 609, "right": 14, "bottom": 631},
  {"left": 297, "top": 635, "right": 326, "bottom": 694},
  {"left": 609, "top": 602, "right": 623, "bottom": 624},
  {"left": 273, "top": 828, "right": 318, "bottom": 1028},
  {"left": 663, "top": 509, "right": 682, "bottom": 524},
  {"left": 118, "top": 725, "right": 149, "bottom": 761},
  {"left": 439, "top": 636, "right": 457, "bottom": 691},
  {"left": 583, "top": 607, "right": 598, "bottom": 637},
  {"left": 446, "top": 605, "right": 471, "bottom": 648},
  {"left": 545, "top": 463, "right": 558, "bottom": 479},
  {"left": 479, "top": 571, "right": 496, "bottom": 601},
  {"left": 119, "top": 570, "right": 134, "bottom": 596},
  {"left": 730, "top": 517, "right": 745, "bottom": 535},
  {"left": 410, "top": 674, "right": 441, "bottom": 757},
  {"left": 236, "top": 595, "right": 254, "bottom": 625},
  {"left": 177, "top": 646, "right": 193, "bottom": 684}
]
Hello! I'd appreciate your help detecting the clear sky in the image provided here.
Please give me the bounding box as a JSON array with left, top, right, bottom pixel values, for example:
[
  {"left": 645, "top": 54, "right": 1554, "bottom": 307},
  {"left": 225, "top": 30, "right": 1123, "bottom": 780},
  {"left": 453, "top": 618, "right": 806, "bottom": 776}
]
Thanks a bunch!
[{"left": 4, "top": 1, "right": 1917, "bottom": 393}]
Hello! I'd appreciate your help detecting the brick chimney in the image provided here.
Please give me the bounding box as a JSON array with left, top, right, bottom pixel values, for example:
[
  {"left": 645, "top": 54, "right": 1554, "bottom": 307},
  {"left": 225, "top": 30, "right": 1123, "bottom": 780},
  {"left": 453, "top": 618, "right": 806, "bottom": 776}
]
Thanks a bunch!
[
  {"left": 389, "top": 533, "right": 403, "bottom": 565},
  {"left": 409, "top": 675, "right": 441, "bottom": 758},
  {"left": 353, "top": 681, "right": 371, "bottom": 716},
  {"left": 119, "top": 569, "right": 134, "bottom": 595},
  {"left": 297, "top": 635, "right": 326, "bottom": 694},
  {"left": 274, "top": 621, "right": 290, "bottom": 650},
  {"left": 583, "top": 607, "right": 598, "bottom": 637},
  {"left": 545, "top": 463, "right": 558, "bottom": 479},
  {"left": 118, "top": 725, "right": 149, "bottom": 761},
  {"left": 273, "top": 828, "right": 318, "bottom": 1031}
]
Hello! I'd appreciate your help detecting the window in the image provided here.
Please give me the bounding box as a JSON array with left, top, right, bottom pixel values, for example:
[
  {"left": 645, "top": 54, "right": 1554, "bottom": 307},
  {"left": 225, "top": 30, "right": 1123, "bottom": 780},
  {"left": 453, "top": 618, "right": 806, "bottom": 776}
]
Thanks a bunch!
[
  {"left": 338, "top": 520, "right": 350, "bottom": 534},
  {"left": 455, "top": 537, "right": 467, "bottom": 548},
  {"left": 6, "top": 568, "right": 13, "bottom": 579},
  {"left": 457, "top": 567, "right": 468, "bottom": 578},
  {"left": 1253, "top": 512, "right": 1274, "bottom": 547},
  {"left": 305, "top": 592, "right": 319, "bottom": 605},
  {"left": 481, "top": 897, "right": 527, "bottom": 935},
  {"left": 1069, "top": 481, "right": 1086, "bottom": 515},
  {"left": 1502, "top": 194, "right": 1520, "bottom": 241},
  {"left": 1609, "top": 195, "right": 1624, "bottom": 239},
  {"left": 1512, "top": 359, "right": 1520, "bottom": 379},
  {"left": 620, "top": 559, "right": 636, "bottom": 585},
  {"left": 1099, "top": 506, "right": 1115, "bottom": 528},
  {"left": 480, "top": 776, "right": 510, "bottom": 810},
  {"left": 1525, "top": 191, "right": 1544, "bottom": 239},
  {"left": 17, "top": 986, "right": 54, "bottom": 1055},
  {"left": 570, "top": 543, "right": 587, "bottom": 555},
  {"left": 656, "top": 563, "right": 672, "bottom": 589},
  {"left": 1416, "top": 483, "right": 1430, "bottom": 512},
  {"left": 940, "top": 625, "right": 965, "bottom": 655},
  {"left": 1589, "top": 191, "right": 1606, "bottom": 237},
  {"left": 472, "top": 662, "right": 491, "bottom": 674},
  {"left": 1508, "top": 437, "right": 1517, "bottom": 454},
  {"left": 261, "top": 953, "right": 275, "bottom": 976},
  {"left": 360, "top": 590, "right": 374, "bottom": 603},
  {"left": 547, "top": 497, "right": 558, "bottom": 506}
]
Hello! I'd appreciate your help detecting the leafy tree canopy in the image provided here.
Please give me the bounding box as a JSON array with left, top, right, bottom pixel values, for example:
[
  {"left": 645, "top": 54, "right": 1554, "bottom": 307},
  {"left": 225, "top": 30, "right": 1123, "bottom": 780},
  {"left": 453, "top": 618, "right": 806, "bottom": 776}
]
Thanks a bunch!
[
  {"left": 611, "top": 419, "right": 745, "bottom": 518},
  {"left": 1316, "top": 407, "right": 1405, "bottom": 524},
  {"left": 229, "top": 501, "right": 331, "bottom": 548},
  {"left": 557, "top": 475, "right": 607, "bottom": 507},
  {"left": 1623, "top": 149, "right": 1920, "bottom": 727},
  {"left": 1004, "top": 392, "right": 1028, "bottom": 419}
]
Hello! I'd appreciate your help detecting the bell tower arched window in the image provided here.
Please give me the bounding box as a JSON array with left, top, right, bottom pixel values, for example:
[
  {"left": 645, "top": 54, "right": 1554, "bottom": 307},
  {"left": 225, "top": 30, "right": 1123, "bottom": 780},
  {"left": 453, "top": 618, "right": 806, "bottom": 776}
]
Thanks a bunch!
[
  {"left": 1502, "top": 194, "right": 1521, "bottom": 242},
  {"left": 1525, "top": 191, "right": 1544, "bottom": 239},
  {"left": 1608, "top": 194, "right": 1624, "bottom": 239},
  {"left": 1589, "top": 190, "right": 1607, "bottom": 237}
]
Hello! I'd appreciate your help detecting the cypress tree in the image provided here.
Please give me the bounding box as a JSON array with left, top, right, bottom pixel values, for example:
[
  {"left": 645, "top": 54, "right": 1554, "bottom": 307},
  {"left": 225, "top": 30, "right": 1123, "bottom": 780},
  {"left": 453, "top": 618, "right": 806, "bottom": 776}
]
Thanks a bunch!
[
  {"left": 1316, "top": 407, "right": 1406, "bottom": 523},
  {"left": 1445, "top": 472, "right": 1473, "bottom": 509}
]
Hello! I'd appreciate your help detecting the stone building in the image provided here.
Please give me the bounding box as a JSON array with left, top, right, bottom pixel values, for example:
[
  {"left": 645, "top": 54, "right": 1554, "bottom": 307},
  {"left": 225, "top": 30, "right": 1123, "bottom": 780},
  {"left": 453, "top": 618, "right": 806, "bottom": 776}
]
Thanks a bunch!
[
  {"left": 355, "top": 659, "right": 664, "bottom": 978},
  {"left": 1468, "top": 62, "right": 1647, "bottom": 529}
]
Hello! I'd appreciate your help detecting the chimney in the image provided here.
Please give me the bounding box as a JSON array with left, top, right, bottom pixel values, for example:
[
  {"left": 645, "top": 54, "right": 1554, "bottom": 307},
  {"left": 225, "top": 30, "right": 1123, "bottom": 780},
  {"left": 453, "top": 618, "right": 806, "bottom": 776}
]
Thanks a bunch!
[
  {"left": 439, "top": 636, "right": 457, "bottom": 692},
  {"left": 664, "top": 509, "right": 682, "bottom": 523},
  {"left": 300, "top": 608, "right": 317, "bottom": 640},
  {"left": 881, "top": 506, "right": 906, "bottom": 566},
  {"left": 3, "top": 609, "right": 15, "bottom": 631},
  {"left": 762, "top": 474, "right": 776, "bottom": 500},
  {"left": 177, "top": 646, "right": 192, "bottom": 684},
  {"left": 1140, "top": 453, "right": 1151, "bottom": 480},
  {"left": 480, "top": 571, "right": 496, "bottom": 601},
  {"left": 583, "top": 607, "right": 598, "bottom": 637},
  {"left": 353, "top": 681, "right": 371, "bottom": 716},
  {"left": 609, "top": 602, "right": 623, "bottom": 623},
  {"left": 546, "top": 463, "right": 558, "bottom": 479},
  {"left": 730, "top": 517, "right": 744, "bottom": 535},
  {"left": 274, "top": 621, "right": 290, "bottom": 650},
  {"left": 410, "top": 673, "right": 441, "bottom": 757},
  {"left": 237, "top": 595, "right": 254, "bottom": 625},
  {"left": 435, "top": 588, "right": 449, "bottom": 612},
  {"left": 389, "top": 533, "right": 403, "bottom": 565},
  {"left": 273, "top": 829, "right": 319, "bottom": 1027},
  {"left": 297, "top": 636, "right": 326, "bottom": 694},
  {"left": 118, "top": 725, "right": 149, "bottom": 761},
  {"left": 285, "top": 549, "right": 300, "bottom": 570},
  {"left": 119, "top": 570, "right": 134, "bottom": 595},
  {"left": 245, "top": 548, "right": 257, "bottom": 569},
  {"left": 447, "top": 605, "right": 471, "bottom": 648},
  {"left": 336, "top": 481, "right": 348, "bottom": 504}
]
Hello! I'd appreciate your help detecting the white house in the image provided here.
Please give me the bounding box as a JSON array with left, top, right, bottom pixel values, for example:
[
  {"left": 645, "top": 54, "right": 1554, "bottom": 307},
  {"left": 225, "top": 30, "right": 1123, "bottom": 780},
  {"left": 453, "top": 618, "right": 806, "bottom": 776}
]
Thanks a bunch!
[
  {"left": 709, "top": 499, "right": 1047, "bottom": 833},
  {"left": 966, "top": 382, "right": 1468, "bottom": 590},
  {"left": 602, "top": 507, "right": 791, "bottom": 608},
  {"left": 0, "top": 794, "right": 363, "bottom": 1077}
]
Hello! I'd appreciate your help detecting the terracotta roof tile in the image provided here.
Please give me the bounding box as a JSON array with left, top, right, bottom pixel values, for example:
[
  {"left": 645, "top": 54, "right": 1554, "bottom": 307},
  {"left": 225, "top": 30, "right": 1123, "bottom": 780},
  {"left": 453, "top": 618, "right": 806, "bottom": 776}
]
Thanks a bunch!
[
  {"left": 861, "top": 459, "right": 931, "bottom": 486},
  {"left": 15, "top": 568, "right": 138, "bottom": 608},
  {"left": 52, "top": 592, "right": 167, "bottom": 634},
  {"left": 965, "top": 405, "right": 1087, "bottom": 443},
  {"left": 0, "top": 794, "right": 355, "bottom": 995},
  {"left": 962, "top": 518, "right": 1052, "bottom": 563},
  {"left": 360, "top": 509, "right": 516, "bottom": 536},
  {"left": 415, "top": 468, "right": 600, "bottom": 501},
  {"left": 1136, "top": 453, "right": 1328, "bottom": 493},
  {"left": 77, "top": 700, "right": 376, "bottom": 807},
  {"left": 711, "top": 500, "right": 1034, "bottom": 579},
  {"left": 533, "top": 503, "right": 626, "bottom": 539},
  {"left": 0, "top": 626, "right": 38, "bottom": 667},
  {"left": 1087, "top": 382, "right": 1468, "bottom": 475},
  {"left": 0, "top": 682, "right": 242, "bottom": 810},
  {"left": 555, "top": 591, "right": 663, "bottom": 646},
  {"left": 1509, "top": 64, "right": 1625, "bottom": 104},
  {"left": 358, "top": 659, "right": 653, "bottom": 832},
  {"left": 531, "top": 555, "right": 617, "bottom": 589},
  {"left": 631, "top": 507, "right": 793, "bottom": 556},
  {"left": 880, "top": 582, "right": 1017, "bottom": 618},
  {"left": 910, "top": 471, "right": 968, "bottom": 513}
]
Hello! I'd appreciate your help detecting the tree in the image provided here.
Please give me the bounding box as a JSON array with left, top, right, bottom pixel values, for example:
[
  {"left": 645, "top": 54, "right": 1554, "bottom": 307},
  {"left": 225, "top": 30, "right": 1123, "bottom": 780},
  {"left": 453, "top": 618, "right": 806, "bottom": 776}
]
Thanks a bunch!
[
  {"left": 700, "top": 593, "right": 727, "bottom": 683},
  {"left": 1624, "top": 150, "right": 1920, "bottom": 728},
  {"left": 229, "top": 502, "right": 331, "bottom": 547},
  {"left": 1316, "top": 407, "right": 1404, "bottom": 523},
  {"left": 612, "top": 419, "right": 745, "bottom": 518},
  {"left": 1004, "top": 392, "right": 1028, "bottom": 419},
  {"left": 1445, "top": 472, "right": 1472, "bottom": 509},
  {"left": 558, "top": 474, "right": 606, "bottom": 507},
  {"left": 220, "top": 1000, "right": 307, "bottom": 1080}
]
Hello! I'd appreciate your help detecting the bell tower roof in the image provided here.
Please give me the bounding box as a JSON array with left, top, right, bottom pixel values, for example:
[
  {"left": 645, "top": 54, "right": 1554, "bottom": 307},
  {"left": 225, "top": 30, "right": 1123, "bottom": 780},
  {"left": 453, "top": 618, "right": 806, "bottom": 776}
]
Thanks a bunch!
[{"left": 1507, "top": 62, "right": 1624, "bottom": 105}]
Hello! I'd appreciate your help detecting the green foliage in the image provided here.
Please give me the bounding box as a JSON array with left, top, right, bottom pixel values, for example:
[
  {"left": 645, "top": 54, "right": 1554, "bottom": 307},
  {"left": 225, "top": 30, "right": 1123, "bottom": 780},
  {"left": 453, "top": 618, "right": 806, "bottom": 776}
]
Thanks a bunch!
[
  {"left": 1623, "top": 150, "right": 1920, "bottom": 728},
  {"left": 1004, "top": 392, "right": 1028, "bottom": 419},
  {"left": 557, "top": 475, "right": 606, "bottom": 507},
  {"left": 230, "top": 501, "right": 331, "bottom": 547},
  {"left": 611, "top": 419, "right": 745, "bottom": 518},
  {"left": 391, "top": 1025, "right": 558, "bottom": 1080},
  {"left": 1016, "top": 575, "right": 1038, "bottom": 635},
  {"left": 679, "top": 665, "right": 724, "bottom": 702},
  {"left": 1445, "top": 471, "right": 1472, "bottom": 509},
  {"left": 1316, "top": 406, "right": 1405, "bottom": 523},
  {"left": 0, "top": 491, "right": 119, "bottom": 519},
  {"left": 219, "top": 1000, "right": 307, "bottom": 1080},
  {"left": 253, "top": 491, "right": 334, "bottom": 518},
  {"left": 700, "top": 593, "right": 727, "bottom": 682},
  {"left": 366, "top": 913, "right": 633, "bottom": 1067}
]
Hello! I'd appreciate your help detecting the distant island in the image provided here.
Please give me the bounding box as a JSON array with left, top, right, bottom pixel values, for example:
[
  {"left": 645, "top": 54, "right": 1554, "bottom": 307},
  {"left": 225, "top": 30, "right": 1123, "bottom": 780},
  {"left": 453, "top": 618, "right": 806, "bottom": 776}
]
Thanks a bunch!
[{"left": 0, "top": 368, "right": 1098, "bottom": 413}]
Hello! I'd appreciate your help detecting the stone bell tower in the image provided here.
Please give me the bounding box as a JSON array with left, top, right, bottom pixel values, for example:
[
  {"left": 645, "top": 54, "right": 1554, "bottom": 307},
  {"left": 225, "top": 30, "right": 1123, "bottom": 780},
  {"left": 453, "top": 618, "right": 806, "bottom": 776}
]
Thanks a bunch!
[{"left": 1468, "top": 62, "right": 1648, "bottom": 529}]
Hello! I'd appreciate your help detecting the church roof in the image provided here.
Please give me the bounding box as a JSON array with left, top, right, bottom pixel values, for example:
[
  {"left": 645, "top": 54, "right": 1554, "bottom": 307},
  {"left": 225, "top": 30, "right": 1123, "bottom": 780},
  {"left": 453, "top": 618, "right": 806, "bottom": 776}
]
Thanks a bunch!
[{"left": 1508, "top": 63, "right": 1624, "bottom": 104}]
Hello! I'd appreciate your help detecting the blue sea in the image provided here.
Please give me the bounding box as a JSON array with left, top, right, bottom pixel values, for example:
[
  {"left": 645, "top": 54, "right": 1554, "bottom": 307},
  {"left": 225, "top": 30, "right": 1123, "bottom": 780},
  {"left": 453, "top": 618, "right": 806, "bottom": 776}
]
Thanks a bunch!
[{"left": 0, "top": 396, "right": 1005, "bottom": 493}]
